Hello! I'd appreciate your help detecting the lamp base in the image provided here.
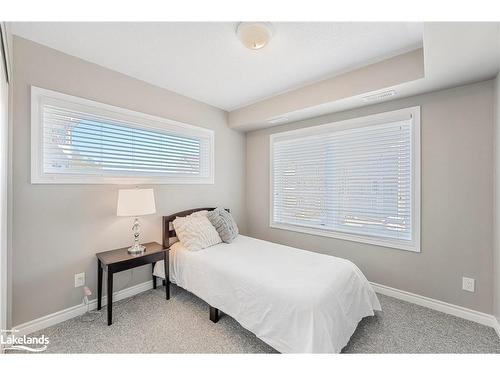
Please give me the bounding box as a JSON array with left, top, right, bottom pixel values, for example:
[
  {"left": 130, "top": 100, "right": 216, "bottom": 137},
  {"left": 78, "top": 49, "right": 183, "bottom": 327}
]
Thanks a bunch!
[{"left": 128, "top": 244, "right": 146, "bottom": 255}]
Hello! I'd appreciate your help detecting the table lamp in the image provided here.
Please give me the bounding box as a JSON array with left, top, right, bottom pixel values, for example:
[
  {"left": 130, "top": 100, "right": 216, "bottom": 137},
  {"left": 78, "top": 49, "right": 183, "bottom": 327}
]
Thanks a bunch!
[{"left": 117, "top": 188, "right": 156, "bottom": 255}]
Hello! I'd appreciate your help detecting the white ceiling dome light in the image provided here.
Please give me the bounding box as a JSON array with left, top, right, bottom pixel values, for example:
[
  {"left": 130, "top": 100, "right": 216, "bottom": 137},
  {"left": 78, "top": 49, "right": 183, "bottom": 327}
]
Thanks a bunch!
[{"left": 236, "top": 22, "right": 274, "bottom": 50}]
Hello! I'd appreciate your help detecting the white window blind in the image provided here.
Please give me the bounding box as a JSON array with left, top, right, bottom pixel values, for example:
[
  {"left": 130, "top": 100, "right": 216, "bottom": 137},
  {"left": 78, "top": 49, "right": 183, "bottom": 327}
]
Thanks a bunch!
[
  {"left": 271, "top": 107, "right": 420, "bottom": 252},
  {"left": 31, "top": 86, "right": 214, "bottom": 184}
]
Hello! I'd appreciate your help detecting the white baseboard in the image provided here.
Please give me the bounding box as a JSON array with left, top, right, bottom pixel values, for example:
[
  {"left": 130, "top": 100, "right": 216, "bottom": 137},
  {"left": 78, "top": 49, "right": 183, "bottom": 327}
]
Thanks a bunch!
[
  {"left": 371, "top": 282, "right": 500, "bottom": 336},
  {"left": 493, "top": 317, "right": 500, "bottom": 339},
  {"left": 12, "top": 280, "right": 154, "bottom": 336}
]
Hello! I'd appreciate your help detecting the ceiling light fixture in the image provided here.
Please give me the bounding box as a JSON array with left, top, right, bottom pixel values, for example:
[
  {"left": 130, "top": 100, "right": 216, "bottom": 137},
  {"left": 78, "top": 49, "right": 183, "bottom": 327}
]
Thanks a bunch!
[{"left": 236, "top": 22, "right": 274, "bottom": 50}]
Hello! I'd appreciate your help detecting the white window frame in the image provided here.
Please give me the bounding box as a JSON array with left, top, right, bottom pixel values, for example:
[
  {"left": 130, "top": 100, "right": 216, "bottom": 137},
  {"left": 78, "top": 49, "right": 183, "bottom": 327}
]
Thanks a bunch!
[
  {"left": 31, "top": 86, "right": 215, "bottom": 184},
  {"left": 0, "top": 22, "right": 11, "bottom": 340},
  {"left": 269, "top": 106, "right": 421, "bottom": 252}
]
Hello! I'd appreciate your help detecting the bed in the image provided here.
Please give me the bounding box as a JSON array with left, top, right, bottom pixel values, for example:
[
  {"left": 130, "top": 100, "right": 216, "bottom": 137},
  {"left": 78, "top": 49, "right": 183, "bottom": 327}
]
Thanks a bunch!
[{"left": 153, "top": 207, "right": 381, "bottom": 353}]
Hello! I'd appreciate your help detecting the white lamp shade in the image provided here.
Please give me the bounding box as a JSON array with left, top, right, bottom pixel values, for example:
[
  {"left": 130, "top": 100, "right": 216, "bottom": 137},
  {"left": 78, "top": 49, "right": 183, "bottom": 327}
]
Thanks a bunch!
[{"left": 117, "top": 188, "right": 156, "bottom": 217}]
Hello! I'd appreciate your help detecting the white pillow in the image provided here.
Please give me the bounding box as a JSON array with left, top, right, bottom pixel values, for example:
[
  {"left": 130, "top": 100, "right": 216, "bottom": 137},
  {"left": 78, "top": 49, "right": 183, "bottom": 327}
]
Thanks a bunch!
[{"left": 173, "top": 211, "right": 222, "bottom": 251}]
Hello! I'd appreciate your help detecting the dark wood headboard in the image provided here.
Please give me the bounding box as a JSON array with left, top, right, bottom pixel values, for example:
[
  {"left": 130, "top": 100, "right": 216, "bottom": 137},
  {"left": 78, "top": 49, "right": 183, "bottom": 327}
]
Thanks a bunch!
[{"left": 162, "top": 207, "right": 229, "bottom": 248}]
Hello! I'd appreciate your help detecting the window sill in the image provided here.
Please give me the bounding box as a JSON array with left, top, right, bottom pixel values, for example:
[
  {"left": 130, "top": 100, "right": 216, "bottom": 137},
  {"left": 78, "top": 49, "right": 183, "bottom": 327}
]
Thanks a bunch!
[{"left": 269, "top": 222, "right": 420, "bottom": 253}]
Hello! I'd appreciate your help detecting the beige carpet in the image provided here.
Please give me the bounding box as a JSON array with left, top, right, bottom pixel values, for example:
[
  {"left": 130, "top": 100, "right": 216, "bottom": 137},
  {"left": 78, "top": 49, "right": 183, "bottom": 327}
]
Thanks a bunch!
[{"left": 31, "top": 284, "right": 500, "bottom": 353}]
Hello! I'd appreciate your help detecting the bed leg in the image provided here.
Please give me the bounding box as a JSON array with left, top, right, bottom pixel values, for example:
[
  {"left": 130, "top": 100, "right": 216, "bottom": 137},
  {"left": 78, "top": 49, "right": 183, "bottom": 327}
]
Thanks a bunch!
[{"left": 209, "top": 306, "right": 219, "bottom": 323}]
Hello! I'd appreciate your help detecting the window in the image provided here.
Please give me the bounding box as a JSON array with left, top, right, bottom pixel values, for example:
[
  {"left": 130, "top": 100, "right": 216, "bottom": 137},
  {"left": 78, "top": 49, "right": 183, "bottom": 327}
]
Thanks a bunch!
[
  {"left": 270, "top": 107, "right": 420, "bottom": 252},
  {"left": 31, "top": 86, "right": 214, "bottom": 184}
]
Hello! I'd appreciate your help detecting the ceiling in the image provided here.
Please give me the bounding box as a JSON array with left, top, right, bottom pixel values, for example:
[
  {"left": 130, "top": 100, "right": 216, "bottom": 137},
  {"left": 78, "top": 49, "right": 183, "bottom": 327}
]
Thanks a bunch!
[
  {"left": 10, "top": 22, "right": 500, "bottom": 131},
  {"left": 229, "top": 23, "right": 500, "bottom": 130},
  {"left": 10, "top": 22, "right": 424, "bottom": 111}
]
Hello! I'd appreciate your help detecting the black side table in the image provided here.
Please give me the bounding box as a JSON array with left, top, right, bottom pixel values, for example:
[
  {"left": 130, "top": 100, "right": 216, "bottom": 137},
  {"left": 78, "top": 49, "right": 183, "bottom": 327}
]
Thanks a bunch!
[{"left": 96, "top": 242, "right": 169, "bottom": 325}]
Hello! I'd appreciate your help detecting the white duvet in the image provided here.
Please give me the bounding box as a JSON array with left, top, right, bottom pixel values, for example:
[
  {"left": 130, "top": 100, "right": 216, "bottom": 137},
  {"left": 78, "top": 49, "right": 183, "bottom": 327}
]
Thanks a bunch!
[{"left": 153, "top": 235, "right": 381, "bottom": 353}]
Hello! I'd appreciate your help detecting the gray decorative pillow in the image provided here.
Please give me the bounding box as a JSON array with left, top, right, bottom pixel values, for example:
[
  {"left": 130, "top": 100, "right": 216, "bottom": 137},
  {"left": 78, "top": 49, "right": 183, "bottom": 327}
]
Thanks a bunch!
[{"left": 206, "top": 207, "right": 239, "bottom": 243}]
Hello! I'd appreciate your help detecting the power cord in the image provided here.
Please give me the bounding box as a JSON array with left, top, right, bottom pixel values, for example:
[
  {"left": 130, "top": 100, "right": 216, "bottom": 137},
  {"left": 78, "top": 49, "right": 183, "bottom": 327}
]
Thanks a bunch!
[{"left": 80, "top": 269, "right": 141, "bottom": 323}]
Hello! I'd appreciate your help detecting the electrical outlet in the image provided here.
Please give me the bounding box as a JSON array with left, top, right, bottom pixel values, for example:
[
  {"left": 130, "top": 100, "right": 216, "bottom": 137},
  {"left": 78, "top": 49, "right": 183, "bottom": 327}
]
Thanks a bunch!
[
  {"left": 462, "top": 277, "right": 475, "bottom": 292},
  {"left": 74, "top": 272, "right": 85, "bottom": 288}
]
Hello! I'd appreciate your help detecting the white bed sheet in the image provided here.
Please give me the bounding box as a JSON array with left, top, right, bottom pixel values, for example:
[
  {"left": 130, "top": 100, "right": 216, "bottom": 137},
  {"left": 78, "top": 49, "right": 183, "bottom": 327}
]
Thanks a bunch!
[{"left": 154, "top": 235, "right": 381, "bottom": 353}]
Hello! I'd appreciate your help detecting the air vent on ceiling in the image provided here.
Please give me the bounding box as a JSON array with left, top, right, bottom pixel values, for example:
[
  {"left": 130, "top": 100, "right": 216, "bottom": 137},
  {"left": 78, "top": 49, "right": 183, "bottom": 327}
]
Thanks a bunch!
[
  {"left": 362, "top": 90, "right": 397, "bottom": 103},
  {"left": 267, "top": 116, "right": 289, "bottom": 124}
]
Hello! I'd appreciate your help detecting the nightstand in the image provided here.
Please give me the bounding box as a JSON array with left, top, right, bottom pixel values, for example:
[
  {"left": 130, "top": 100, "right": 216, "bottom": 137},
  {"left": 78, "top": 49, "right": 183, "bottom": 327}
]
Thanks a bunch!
[{"left": 96, "top": 242, "right": 169, "bottom": 325}]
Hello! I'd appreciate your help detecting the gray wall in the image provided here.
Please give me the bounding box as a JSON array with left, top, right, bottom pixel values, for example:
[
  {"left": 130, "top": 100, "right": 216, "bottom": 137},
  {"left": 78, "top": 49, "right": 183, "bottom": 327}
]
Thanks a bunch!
[
  {"left": 10, "top": 35, "right": 497, "bottom": 325},
  {"left": 494, "top": 74, "right": 500, "bottom": 322},
  {"left": 11, "top": 37, "right": 246, "bottom": 326},
  {"left": 246, "top": 80, "right": 495, "bottom": 314}
]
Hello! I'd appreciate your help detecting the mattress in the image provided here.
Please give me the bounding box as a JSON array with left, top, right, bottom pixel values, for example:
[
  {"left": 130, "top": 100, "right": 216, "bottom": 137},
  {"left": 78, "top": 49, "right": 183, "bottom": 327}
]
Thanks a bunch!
[{"left": 153, "top": 234, "right": 381, "bottom": 353}]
